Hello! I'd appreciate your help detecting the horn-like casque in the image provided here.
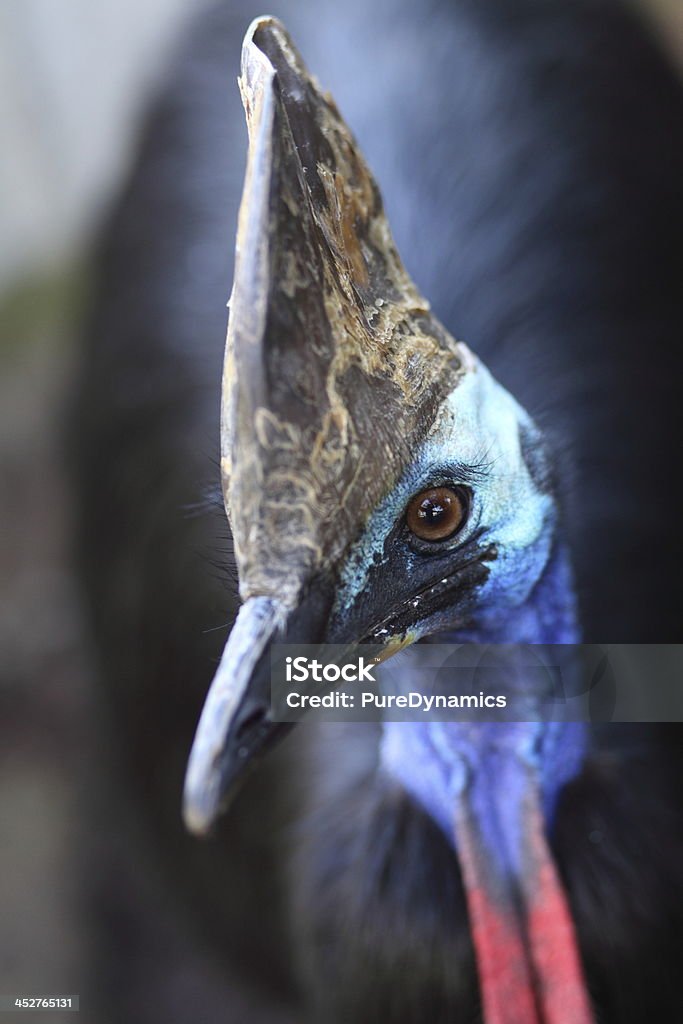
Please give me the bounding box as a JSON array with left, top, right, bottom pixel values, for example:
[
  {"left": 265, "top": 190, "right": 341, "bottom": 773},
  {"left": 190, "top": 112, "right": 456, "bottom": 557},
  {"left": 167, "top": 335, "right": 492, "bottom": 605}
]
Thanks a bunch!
[{"left": 224, "top": 16, "right": 471, "bottom": 609}]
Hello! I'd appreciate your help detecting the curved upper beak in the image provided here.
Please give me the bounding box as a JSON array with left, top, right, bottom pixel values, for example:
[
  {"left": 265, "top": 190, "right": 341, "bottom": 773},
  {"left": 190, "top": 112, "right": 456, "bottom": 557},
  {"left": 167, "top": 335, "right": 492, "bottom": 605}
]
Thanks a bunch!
[
  {"left": 183, "top": 582, "right": 337, "bottom": 835},
  {"left": 182, "top": 596, "right": 284, "bottom": 835}
]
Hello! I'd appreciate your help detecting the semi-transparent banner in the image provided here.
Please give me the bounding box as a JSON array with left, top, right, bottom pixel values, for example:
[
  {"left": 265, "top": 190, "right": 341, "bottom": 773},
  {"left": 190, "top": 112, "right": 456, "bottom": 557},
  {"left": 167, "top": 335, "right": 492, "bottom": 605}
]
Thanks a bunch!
[{"left": 270, "top": 644, "right": 683, "bottom": 723}]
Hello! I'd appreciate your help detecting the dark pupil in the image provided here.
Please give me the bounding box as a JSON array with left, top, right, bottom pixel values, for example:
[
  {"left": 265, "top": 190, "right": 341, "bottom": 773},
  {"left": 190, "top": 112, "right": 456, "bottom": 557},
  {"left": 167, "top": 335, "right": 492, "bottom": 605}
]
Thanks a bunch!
[{"left": 419, "top": 499, "right": 446, "bottom": 524}]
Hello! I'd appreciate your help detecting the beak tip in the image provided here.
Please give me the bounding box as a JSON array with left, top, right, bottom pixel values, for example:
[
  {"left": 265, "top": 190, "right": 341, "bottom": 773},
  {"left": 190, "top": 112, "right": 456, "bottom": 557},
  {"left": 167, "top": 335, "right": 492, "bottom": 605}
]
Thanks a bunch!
[
  {"left": 181, "top": 597, "right": 286, "bottom": 839},
  {"left": 182, "top": 768, "right": 220, "bottom": 837},
  {"left": 182, "top": 803, "right": 215, "bottom": 839}
]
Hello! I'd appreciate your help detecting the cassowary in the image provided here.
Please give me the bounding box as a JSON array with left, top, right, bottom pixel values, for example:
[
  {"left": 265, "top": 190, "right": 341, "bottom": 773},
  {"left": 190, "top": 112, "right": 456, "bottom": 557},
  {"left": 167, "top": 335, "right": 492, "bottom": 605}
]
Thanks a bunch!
[{"left": 73, "top": 1, "right": 683, "bottom": 1022}]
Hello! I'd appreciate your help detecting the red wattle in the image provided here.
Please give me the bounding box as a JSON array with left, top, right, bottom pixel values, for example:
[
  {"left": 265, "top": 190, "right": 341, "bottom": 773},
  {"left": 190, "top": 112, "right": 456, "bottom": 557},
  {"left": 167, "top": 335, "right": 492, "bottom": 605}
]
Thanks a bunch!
[
  {"left": 521, "top": 795, "right": 594, "bottom": 1024},
  {"left": 454, "top": 782, "right": 594, "bottom": 1024},
  {"left": 455, "top": 795, "right": 542, "bottom": 1024}
]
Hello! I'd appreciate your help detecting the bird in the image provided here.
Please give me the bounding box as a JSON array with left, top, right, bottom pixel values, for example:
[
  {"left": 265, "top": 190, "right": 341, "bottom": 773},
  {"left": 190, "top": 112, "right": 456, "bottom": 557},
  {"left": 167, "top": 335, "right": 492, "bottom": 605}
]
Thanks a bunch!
[{"left": 72, "top": 1, "right": 683, "bottom": 1022}]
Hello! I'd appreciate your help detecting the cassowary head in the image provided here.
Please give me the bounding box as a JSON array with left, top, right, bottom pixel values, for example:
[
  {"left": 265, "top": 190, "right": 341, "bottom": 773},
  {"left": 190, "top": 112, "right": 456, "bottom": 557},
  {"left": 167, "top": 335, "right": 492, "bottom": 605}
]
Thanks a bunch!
[{"left": 184, "top": 18, "right": 592, "bottom": 1024}]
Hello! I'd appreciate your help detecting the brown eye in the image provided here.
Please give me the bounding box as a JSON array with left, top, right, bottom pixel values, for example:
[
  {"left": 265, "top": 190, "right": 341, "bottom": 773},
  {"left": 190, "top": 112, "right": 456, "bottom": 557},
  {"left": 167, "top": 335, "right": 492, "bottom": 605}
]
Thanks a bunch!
[{"left": 406, "top": 486, "right": 466, "bottom": 542}]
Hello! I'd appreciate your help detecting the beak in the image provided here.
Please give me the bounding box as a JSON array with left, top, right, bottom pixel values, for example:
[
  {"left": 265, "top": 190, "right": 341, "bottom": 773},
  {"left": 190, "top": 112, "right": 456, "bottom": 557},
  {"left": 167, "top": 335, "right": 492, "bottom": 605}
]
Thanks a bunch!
[
  {"left": 183, "top": 585, "right": 335, "bottom": 836},
  {"left": 182, "top": 597, "right": 284, "bottom": 835}
]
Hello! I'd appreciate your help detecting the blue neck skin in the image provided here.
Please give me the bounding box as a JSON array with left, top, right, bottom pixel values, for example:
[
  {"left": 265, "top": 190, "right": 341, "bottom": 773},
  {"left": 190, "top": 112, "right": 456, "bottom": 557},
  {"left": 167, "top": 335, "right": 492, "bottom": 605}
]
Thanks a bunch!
[{"left": 380, "top": 541, "right": 588, "bottom": 865}]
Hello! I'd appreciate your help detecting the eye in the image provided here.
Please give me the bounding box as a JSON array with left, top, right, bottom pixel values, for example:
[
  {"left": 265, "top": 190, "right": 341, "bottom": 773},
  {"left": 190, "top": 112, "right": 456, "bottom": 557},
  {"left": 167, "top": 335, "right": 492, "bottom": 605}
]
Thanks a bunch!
[{"left": 406, "top": 486, "right": 467, "bottom": 542}]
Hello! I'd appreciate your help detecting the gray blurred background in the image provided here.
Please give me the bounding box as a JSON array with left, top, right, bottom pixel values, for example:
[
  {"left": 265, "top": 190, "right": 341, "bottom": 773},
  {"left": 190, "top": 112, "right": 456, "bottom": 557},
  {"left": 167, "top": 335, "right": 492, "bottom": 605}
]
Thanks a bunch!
[{"left": 0, "top": 0, "right": 681, "bottom": 1016}]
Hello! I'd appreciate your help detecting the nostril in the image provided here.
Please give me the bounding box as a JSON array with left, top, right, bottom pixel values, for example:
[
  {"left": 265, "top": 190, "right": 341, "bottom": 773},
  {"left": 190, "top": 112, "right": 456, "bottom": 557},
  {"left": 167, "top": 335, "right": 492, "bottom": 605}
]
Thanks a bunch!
[{"left": 235, "top": 705, "right": 267, "bottom": 743}]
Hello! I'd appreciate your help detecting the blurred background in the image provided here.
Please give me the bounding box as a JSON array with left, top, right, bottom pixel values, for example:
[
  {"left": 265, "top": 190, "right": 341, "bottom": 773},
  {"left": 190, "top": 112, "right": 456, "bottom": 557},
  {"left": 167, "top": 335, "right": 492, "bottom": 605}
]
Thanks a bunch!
[{"left": 0, "top": 0, "right": 682, "bottom": 1017}]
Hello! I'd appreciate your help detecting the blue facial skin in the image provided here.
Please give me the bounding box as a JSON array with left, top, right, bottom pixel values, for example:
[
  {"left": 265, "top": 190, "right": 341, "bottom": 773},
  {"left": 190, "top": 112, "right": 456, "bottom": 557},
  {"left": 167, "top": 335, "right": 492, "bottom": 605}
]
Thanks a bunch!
[
  {"left": 380, "top": 539, "right": 588, "bottom": 869},
  {"left": 336, "top": 355, "right": 589, "bottom": 861}
]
